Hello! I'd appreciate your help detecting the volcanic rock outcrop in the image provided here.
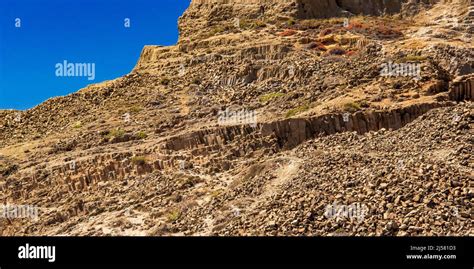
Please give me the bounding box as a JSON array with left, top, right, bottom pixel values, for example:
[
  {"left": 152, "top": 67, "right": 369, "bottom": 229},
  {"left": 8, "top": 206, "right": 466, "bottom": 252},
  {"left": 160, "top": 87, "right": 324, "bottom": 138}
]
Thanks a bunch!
[
  {"left": 0, "top": 0, "right": 472, "bottom": 236},
  {"left": 178, "top": 0, "right": 436, "bottom": 39}
]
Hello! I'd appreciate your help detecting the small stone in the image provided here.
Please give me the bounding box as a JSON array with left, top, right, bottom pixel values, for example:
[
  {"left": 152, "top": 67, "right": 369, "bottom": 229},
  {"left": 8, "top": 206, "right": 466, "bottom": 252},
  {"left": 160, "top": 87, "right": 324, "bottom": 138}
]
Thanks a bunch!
[
  {"left": 386, "top": 221, "right": 399, "bottom": 231},
  {"left": 267, "top": 221, "right": 276, "bottom": 228}
]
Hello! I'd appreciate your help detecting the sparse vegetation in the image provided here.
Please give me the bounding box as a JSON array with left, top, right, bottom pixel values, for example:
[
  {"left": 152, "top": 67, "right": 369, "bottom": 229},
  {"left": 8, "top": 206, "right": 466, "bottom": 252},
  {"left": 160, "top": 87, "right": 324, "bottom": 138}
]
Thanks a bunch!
[
  {"left": 358, "top": 100, "right": 370, "bottom": 108},
  {"left": 327, "top": 17, "right": 345, "bottom": 25},
  {"left": 210, "top": 189, "right": 223, "bottom": 198},
  {"left": 135, "top": 131, "right": 148, "bottom": 140},
  {"left": 319, "top": 35, "right": 336, "bottom": 45},
  {"left": 211, "top": 25, "right": 228, "bottom": 35},
  {"left": 106, "top": 129, "right": 125, "bottom": 141},
  {"left": 287, "top": 18, "right": 296, "bottom": 26},
  {"left": 345, "top": 19, "right": 403, "bottom": 38},
  {"left": 299, "top": 19, "right": 322, "bottom": 30},
  {"left": 4, "top": 0, "right": 472, "bottom": 238},
  {"left": 196, "top": 24, "right": 232, "bottom": 39},
  {"left": 72, "top": 121, "right": 82, "bottom": 129},
  {"left": 167, "top": 209, "right": 181, "bottom": 222},
  {"left": 130, "top": 106, "right": 143, "bottom": 113},
  {"left": 259, "top": 92, "right": 285, "bottom": 103},
  {"left": 376, "top": 25, "right": 403, "bottom": 37},
  {"left": 343, "top": 101, "right": 362, "bottom": 112},
  {"left": 131, "top": 156, "right": 147, "bottom": 166},
  {"left": 286, "top": 104, "right": 310, "bottom": 118},
  {"left": 347, "top": 21, "right": 367, "bottom": 30},
  {"left": 240, "top": 19, "right": 266, "bottom": 30}
]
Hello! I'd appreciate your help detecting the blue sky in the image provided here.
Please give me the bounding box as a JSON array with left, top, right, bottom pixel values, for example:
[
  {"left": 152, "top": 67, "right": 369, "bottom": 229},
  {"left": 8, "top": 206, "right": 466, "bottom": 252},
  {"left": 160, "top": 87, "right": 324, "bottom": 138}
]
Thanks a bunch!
[{"left": 0, "top": 0, "right": 191, "bottom": 110}]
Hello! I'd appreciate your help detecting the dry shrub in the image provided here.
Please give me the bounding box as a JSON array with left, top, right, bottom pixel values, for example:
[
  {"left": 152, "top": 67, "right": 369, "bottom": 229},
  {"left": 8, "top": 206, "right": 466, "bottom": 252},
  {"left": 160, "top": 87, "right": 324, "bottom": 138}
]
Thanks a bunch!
[{"left": 347, "top": 21, "right": 367, "bottom": 30}]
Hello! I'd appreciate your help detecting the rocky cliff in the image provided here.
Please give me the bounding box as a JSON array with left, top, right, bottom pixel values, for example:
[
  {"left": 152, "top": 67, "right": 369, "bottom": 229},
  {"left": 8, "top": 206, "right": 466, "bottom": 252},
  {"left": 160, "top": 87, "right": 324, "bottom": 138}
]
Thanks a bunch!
[
  {"left": 1, "top": 0, "right": 472, "bottom": 236},
  {"left": 178, "top": 0, "right": 432, "bottom": 39}
]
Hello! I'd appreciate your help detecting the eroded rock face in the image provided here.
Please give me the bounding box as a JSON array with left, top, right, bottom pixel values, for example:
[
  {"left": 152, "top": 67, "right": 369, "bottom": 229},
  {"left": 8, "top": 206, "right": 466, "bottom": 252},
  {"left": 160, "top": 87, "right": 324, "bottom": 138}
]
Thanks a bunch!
[
  {"left": 1, "top": 0, "right": 472, "bottom": 236},
  {"left": 179, "top": 0, "right": 413, "bottom": 39}
]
